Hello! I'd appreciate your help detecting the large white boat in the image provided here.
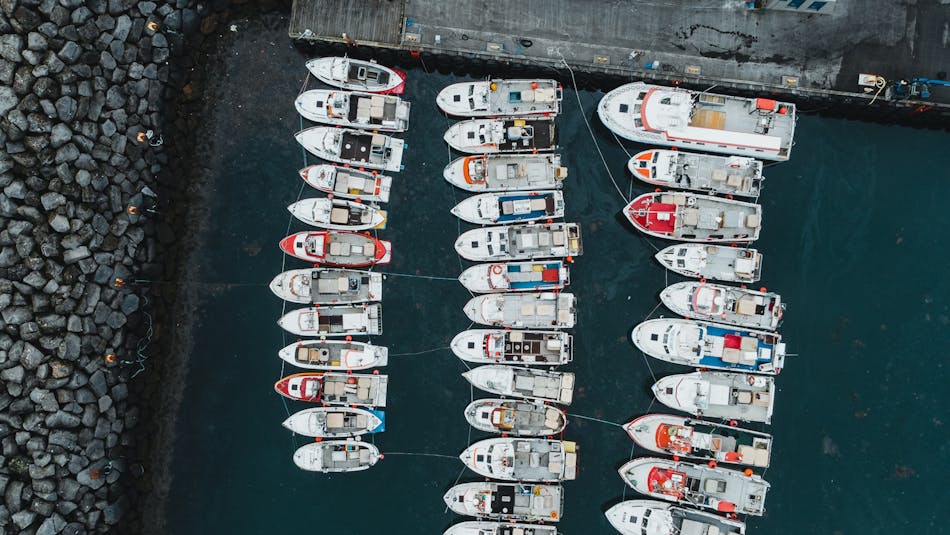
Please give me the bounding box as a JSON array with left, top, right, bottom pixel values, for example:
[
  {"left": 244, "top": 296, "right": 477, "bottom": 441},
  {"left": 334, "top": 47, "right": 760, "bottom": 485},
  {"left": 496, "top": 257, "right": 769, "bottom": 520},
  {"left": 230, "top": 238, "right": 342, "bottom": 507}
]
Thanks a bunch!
[
  {"left": 624, "top": 414, "right": 771, "bottom": 468},
  {"left": 660, "top": 282, "right": 784, "bottom": 331},
  {"left": 655, "top": 244, "right": 762, "bottom": 283},
  {"left": 282, "top": 407, "right": 384, "bottom": 437},
  {"left": 445, "top": 118, "right": 556, "bottom": 154},
  {"left": 437, "top": 79, "right": 562, "bottom": 117},
  {"left": 295, "top": 89, "right": 410, "bottom": 132},
  {"left": 464, "top": 399, "right": 568, "bottom": 436},
  {"left": 652, "top": 371, "right": 775, "bottom": 424},
  {"left": 463, "top": 365, "right": 574, "bottom": 405},
  {"left": 287, "top": 197, "right": 386, "bottom": 231},
  {"left": 299, "top": 164, "right": 392, "bottom": 203},
  {"left": 277, "top": 339, "right": 388, "bottom": 370},
  {"left": 306, "top": 57, "right": 406, "bottom": 94},
  {"left": 444, "top": 154, "right": 567, "bottom": 192},
  {"left": 451, "top": 191, "right": 564, "bottom": 225},
  {"left": 443, "top": 482, "right": 564, "bottom": 523},
  {"left": 460, "top": 438, "right": 578, "bottom": 482},
  {"left": 619, "top": 457, "right": 770, "bottom": 516},
  {"left": 455, "top": 222, "right": 582, "bottom": 262},
  {"left": 625, "top": 192, "right": 761, "bottom": 242},
  {"left": 464, "top": 292, "right": 576, "bottom": 329},
  {"left": 293, "top": 440, "right": 380, "bottom": 472},
  {"left": 277, "top": 304, "right": 382, "bottom": 337},
  {"left": 296, "top": 127, "right": 405, "bottom": 172},
  {"left": 628, "top": 149, "right": 763, "bottom": 197},
  {"left": 445, "top": 521, "right": 558, "bottom": 535},
  {"left": 269, "top": 268, "right": 382, "bottom": 304},
  {"left": 459, "top": 261, "right": 569, "bottom": 293},
  {"left": 451, "top": 329, "right": 572, "bottom": 365},
  {"left": 606, "top": 500, "right": 747, "bottom": 535},
  {"left": 598, "top": 82, "right": 796, "bottom": 161}
]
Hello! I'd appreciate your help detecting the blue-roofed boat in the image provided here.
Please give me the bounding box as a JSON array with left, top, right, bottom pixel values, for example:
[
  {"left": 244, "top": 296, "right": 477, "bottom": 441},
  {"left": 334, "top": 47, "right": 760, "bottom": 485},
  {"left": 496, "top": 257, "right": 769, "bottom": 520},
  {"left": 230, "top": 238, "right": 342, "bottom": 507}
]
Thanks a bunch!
[
  {"left": 632, "top": 318, "right": 785, "bottom": 375},
  {"left": 451, "top": 191, "right": 564, "bottom": 225},
  {"left": 458, "top": 261, "right": 569, "bottom": 293}
]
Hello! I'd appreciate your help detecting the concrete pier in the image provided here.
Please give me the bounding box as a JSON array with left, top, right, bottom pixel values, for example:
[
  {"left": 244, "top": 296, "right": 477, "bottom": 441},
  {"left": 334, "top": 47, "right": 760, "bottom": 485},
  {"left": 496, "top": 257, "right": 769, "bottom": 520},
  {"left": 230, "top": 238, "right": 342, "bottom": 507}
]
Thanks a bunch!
[{"left": 289, "top": 0, "right": 950, "bottom": 125}]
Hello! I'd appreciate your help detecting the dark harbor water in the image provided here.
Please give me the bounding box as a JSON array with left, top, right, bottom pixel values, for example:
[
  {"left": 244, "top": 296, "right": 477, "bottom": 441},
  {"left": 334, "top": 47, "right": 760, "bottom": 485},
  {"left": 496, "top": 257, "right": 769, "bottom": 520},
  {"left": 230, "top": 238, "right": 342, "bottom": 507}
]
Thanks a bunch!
[{"left": 161, "top": 21, "right": 948, "bottom": 535}]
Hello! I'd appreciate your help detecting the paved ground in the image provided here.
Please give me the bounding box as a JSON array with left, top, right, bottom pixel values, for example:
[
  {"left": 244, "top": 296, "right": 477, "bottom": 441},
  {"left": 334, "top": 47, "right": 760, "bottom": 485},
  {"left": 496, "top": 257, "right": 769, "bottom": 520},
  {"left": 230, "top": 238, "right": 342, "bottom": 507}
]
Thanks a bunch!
[{"left": 291, "top": 0, "right": 950, "bottom": 105}]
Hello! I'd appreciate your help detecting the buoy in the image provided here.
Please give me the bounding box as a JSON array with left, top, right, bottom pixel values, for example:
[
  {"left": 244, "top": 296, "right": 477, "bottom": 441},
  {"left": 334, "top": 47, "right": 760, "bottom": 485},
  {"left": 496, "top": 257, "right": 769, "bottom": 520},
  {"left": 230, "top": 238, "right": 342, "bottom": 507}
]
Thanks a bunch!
[
  {"left": 654, "top": 188, "right": 661, "bottom": 192},
  {"left": 759, "top": 287, "right": 767, "bottom": 292},
  {"left": 699, "top": 278, "right": 706, "bottom": 283},
  {"left": 490, "top": 82, "right": 497, "bottom": 91},
  {"left": 347, "top": 377, "right": 357, "bottom": 384},
  {"left": 531, "top": 82, "right": 538, "bottom": 89},
  {"left": 672, "top": 455, "right": 680, "bottom": 461},
  {"left": 566, "top": 256, "right": 574, "bottom": 263},
  {"left": 113, "top": 278, "right": 125, "bottom": 288},
  {"left": 708, "top": 461, "right": 717, "bottom": 468},
  {"left": 314, "top": 437, "right": 323, "bottom": 443},
  {"left": 104, "top": 353, "right": 117, "bottom": 364},
  {"left": 135, "top": 132, "right": 147, "bottom": 143},
  {"left": 744, "top": 468, "right": 754, "bottom": 477},
  {"left": 127, "top": 205, "right": 138, "bottom": 215},
  {"left": 345, "top": 335, "right": 353, "bottom": 341},
  {"left": 146, "top": 20, "right": 160, "bottom": 32},
  {"left": 379, "top": 454, "right": 385, "bottom": 460}
]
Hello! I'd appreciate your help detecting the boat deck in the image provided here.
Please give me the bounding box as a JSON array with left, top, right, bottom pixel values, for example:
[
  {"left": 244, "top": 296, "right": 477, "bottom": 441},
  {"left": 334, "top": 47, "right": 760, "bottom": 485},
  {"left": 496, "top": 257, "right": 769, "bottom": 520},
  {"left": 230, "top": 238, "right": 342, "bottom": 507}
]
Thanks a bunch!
[
  {"left": 497, "top": 119, "right": 556, "bottom": 152},
  {"left": 502, "top": 223, "right": 581, "bottom": 259},
  {"left": 323, "top": 373, "right": 388, "bottom": 407},
  {"left": 309, "top": 270, "right": 377, "bottom": 302},
  {"left": 347, "top": 94, "right": 402, "bottom": 124},
  {"left": 499, "top": 330, "right": 570, "bottom": 364}
]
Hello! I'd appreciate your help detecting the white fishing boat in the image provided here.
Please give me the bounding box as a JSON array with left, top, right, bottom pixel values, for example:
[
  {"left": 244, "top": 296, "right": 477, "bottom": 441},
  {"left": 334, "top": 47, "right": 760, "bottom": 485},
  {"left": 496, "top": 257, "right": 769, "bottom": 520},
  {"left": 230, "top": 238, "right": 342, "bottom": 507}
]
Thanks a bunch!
[
  {"left": 606, "top": 500, "right": 747, "bottom": 535},
  {"left": 451, "top": 191, "right": 564, "bottom": 225},
  {"left": 282, "top": 407, "right": 385, "bottom": 437},
  {"left": 287, "top": 197, "right": 386, "bottom": 231},
  {"left": 459, "top": 261, "right": 570, "bottom": 294},
  {"left": 633, "top": 318, "right": 785, "bottom": 375},
  {"left": 299, "top": 164, "right": 392, "bottom": 203},
  {"left": 269, "top": 268, "right": 382, "bottom": 304},
  {"left": 277, "top": 339, "right": 388, "bottom": 370},
  {"left": 464, "top": 399, "right": 568, "bottom": 436},
  {"left": 445, "top": 118, "right": 557, "bottom": 154},
  {"left": 598, "top": 82, "right": 796, "bottom": 161},
  {"left": 452, "top": 329, "right": 573, "bottom": 365},
  {"left": 463, "top": 365, "right": 574, "bottom": 405},
  {"left": 293, "top": 439, "right": 380, "bottom": 472},
  {"left": 660, "top": 282, "right": 784, "bottom": 331},
  {"left": 625, "top": 192, "right": 762, "bottom": 242},
  {"left": 445, "top": 521, "right": 559, "bottom": 535},
  {"left": 277, "top": 304, "right": 382, "bottom": 337},
  {"left": 437, "top": 79, "right": 562, "bottom": 117},
  {"left": 624, "top": 414, "right": 772, "bottom": 468},
  {"left": 628, "top": 149, "right": 763, "bottom": 197},
  {"left": 295, "top": 89, "right": 410, "bottom": 131},
  {"left": 305, "top": 57, "right": 406, "bottom": 94},
  {"left": 274, "top": 372, "right": 388, "bottom": 406},
  {"left": 652, "top": 371, "right": 775, "bottom": 424},
  {"left": 461, "top": 438, "right": 578, "bottom": 482},
  {"left": 444, "top": 154, "right": 567, "bottom": 192},
  {"left": 655, "top": 244, "right": 762, "bottom": 283},
  {"left": 443, "top": 482, "right": 564, "bottom": 523},
  {"left": 619, "top": 457, "right": 770, "bottom": 516},
  {"left": 295, "top": 127, "right": 405, "bottom": 172},
  {"left": 464, "top": 292, "right": 576, "bottom": 329},
  {"left": 279, "top": 230, "right": 392, "bottom": 267},
  {"left": 455, "top": 222, "right": 582, "bottom": 262}
]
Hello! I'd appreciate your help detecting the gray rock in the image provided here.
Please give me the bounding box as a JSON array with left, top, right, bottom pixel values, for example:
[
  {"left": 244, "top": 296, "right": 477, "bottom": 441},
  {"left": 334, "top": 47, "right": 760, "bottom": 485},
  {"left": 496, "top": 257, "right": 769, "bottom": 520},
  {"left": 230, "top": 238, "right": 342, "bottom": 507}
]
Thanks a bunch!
[
  {"left": 76, "top": 462, "right": 105, "bottom": 489},
  {"left": 54, "top": 143, "right": 79, "bottom": 163},
  {"left": 47, "top": 429, "right": 78, "bottom": 450},
  {"left": 112, "top": 14, "right": 131, "bottom": 41},
  {"left": 50, "top": 358, "right": 73, "bottom": 379},
  {"left": 97, "top": 395, "right": 112, "bottom": 412},
  {"left": 40, "top": 191, "right": 67, "bottom": 211},
  {"left": 0, "top": 365, "right": 24, "bottom": 383},
  {"left": 62, "top": 246, "right": 90, "bottom": 264},
  {"left": 58, "top": 334, "right": 80, "bottom": 361},
  {"left": 12, "top": 510, "right": 35, "bottom": 530},
  {"left": 49, "top": 214, "right": 70, "bottom": 233},
  {"left": 99, "top": 50, "right": 116, "bottom": 70},
  {"left": 19, "top": 321, "right": 41, "bottom": 340},
  {"left": 120, "top": 294, "right": 139, "bottom": 315},
  {"left": 36, "top": 512, "right": 66, "bottom": 535},
  {"left": 27, "top": 32, "right": 48, "bottom": 51},
  {"left": 88, "top": 370, "right": 107, "bottom": 397},
  {"left": 105, "top": 311, "right": 125, "bottom": 329},
  {"left": 0, "top": 86, "right": 17, "bottom": 116},
  {"left": 46, "top": 410, "right": 80, "bottom": 428},
  {"left": 102, "top": 496, "right": 127, "bottom": 525},
  {"left": 20, "top": 342, "right": 44, "bottom": 369},
  {"left": 0, "top": 35, "right": 23, "bottom": 63},
  {"left": 54, "top": 95, "right": 77, "bottom": 122},
  {"left": 30, "top": 388, "right": 59, "bottom": 411},
  {"left": 57, "top": 41, "right": 81, "bottom": 64},
  {"left": 104, "top": 86, "right": 125, "bottom": 109},
  {"left": 49, "top": 123, "right": 72, "bottom": 148}
]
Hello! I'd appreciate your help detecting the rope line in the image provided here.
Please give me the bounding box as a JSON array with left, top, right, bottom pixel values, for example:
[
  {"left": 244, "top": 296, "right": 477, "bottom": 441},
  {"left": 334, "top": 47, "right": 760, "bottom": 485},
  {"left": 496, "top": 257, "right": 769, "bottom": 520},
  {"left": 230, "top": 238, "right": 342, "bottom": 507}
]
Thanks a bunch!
[
  {"left": 390, "top": 346, "right": 450, "bottom": 357},
  {"left": 568, "top": 413, "right": 623, "bottom": 428},
  {"left": 383, "top": 452, "right": 458, "bottom": 460}
]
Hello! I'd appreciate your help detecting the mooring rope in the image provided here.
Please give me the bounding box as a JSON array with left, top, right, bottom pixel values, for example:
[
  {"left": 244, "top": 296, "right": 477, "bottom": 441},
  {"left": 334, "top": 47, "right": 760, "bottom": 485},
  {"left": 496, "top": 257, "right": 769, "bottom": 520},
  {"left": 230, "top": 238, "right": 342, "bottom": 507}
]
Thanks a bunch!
[
  {"left": 384, "top": 452, "right": 458, "bottom": 461},
  {"left": 389, "top": 346, "right": 450, "bottom": 357},
  {"left": 568, "top": 413, "right": 623, "bottom": 428}
]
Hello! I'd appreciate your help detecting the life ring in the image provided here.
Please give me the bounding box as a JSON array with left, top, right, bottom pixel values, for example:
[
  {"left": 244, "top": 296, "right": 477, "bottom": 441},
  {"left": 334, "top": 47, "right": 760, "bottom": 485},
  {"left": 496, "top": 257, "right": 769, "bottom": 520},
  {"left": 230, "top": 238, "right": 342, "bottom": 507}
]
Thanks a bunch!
[
  {"left": 729, "top": 163, "right": 740, "bottom": 169},
  {"left": 490, "top": 264, "right": 504, "bottom": 275},
  {"left": 747, "top": 376, "right": 756, "bottom": 386}
]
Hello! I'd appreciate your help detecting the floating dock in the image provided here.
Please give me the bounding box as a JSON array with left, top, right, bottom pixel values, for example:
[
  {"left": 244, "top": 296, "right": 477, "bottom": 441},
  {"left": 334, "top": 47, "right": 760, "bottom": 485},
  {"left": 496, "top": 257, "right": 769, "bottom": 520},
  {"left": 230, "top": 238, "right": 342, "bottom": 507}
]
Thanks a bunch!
[{"left": 290, "top": 0, "right": 950, "bottom": 126}]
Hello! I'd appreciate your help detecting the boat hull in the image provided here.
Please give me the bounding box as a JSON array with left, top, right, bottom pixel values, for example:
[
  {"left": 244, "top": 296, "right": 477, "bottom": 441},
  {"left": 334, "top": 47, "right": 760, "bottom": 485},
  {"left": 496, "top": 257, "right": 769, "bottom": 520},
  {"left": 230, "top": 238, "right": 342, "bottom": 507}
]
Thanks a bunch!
[
  {"left": 282, "top": 407, "right": 385, "bottom": 437},
  {"left": 279, "top": 231, "right": 392, "bottom": 266},
  {"left": 443, "top": 154, "right": 566, "bottom": 192},
  {"left": 277, "top": 304, "right": 382, "bottom": 337},
  {"left": 652, "top": 371, "right": 774, "bottom": 424},
  {"left": 606, "top": 500, "right": 747, "bottom": 535},
  {"left": 299, "top": 164, "right": 392, "bottom": 203},
  {"left": 624, "top": 192, "right": 762, "bottom": 243},
  {"left": 278, "top": 339, "right": 388, "bottom": 370},
  {"left": 463, "top": 399, "right": 568, "bottom": 436},
  {"left": 623, "top": 413, "right": 772, "bottom": 468},
  {"left": 293, "top": 440, "right": 380, "bottom": 472},
  {"left": 654, "top": 244, "right": 762, "bottom": 283},
  {"left": 306, "top": 57, "right": 406, "bottom": 94}
]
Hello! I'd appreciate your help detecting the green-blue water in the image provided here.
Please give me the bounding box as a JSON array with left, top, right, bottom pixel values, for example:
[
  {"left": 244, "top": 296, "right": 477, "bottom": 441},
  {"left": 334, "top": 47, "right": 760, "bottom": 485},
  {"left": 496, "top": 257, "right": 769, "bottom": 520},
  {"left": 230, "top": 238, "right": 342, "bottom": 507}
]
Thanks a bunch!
[{"left": 162, "top": 23, "right": 949, "bottom": 534}]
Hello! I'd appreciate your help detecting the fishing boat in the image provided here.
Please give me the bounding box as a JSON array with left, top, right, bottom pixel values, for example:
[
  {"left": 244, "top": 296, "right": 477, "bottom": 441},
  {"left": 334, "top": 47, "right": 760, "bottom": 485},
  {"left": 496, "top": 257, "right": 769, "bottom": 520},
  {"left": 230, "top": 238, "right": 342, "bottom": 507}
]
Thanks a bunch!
[
  {"left": 443, "top": 482, "right": 564, "bottom": 523},
  {"left": 295, "top": 127, "right": 405, "bottom": 172},
  {"left": 632, "top": 318, "right": 785, "bottom": 375},
  {"left": 597, "top": 82, "right": 796, "bottom": 161},
  {"left": 305, "top": 57, "right": 406, "bottom": 94},
  {"left": 459, "top": 261, "right": 570, "bottom": 294},
  {"left": 282, "top": 407, "right": 385, "bottom": 437},
  {"left": 451, "top": 329, "right": 572, "bottom": 365},
  {"left": 293, "top": 440, "right": 380, "bottom": 472},
  {"left": 287, "top": 197, "right": 386, "bottom": 231},
  {"left": 445, "top": 118, "right": 556, "bottom": 154},
  {"left": 652, "top": 371, "right": 775, "bottom": 424},
  {"left": 269, "top": 268, "right": 382, "bottom": 304},
  {"left": 655, "top": 244, "right": 762, "bottom": 283},
  {"left": 606, "top": 500, "right": 747, "bottom": 535},
  {"left": 274, "top": 372, "right": 388, "bottom": 406},
  {"left": 463, "top": 365, "right": 574, "bottom": 405},
  {"left": 623, "top": 414, "right": 772, "bottom": 468},
  {"left": 624, "top": 192, "right": 762, "bottom": 242},
  {"left": 464, "top": 292, "right": 576, "bottom": 329},
  {"left": 619, "top": 457, "right": 770, "bottom": 516},
  {"left": 455, "top": 223, "right": 582, "bottom": 262},
  {"left": 437, "top": 79, "right": 562, "bottom": 117},
  {"left": 445, "top": 521, "right": 558, "bottom": 535},
  {"left": 295, "top": 89, "right": 410, "bottom": 132},
  {"left": 628, "top": 149, "right": 763, "bottom": 197},
  {"left": 444, "top": 154, "right": 567, "bottom": 192},
  {"left": 660, "top": 282, "right": 784, "bottom": 331},
  {"left": 464, "top": 399, "right": 568, "bottom": 436},
  {"left": 299, "top": 164, "right": 392, "bottom": 203},
  {"left": 451, "top": 191, "right": 564, "bottom": 225},
  {"left": 277, "top": 339, "right": 388, "bottom": 370},
  {"left": 279, "top": 230, "right": 392, "bottom": 266},
  {"left": 277, "top": 304, "right": 382, "bottom": 337},
  {"left": 461, "top": 438, "right": 578, "bottom": 482}
]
